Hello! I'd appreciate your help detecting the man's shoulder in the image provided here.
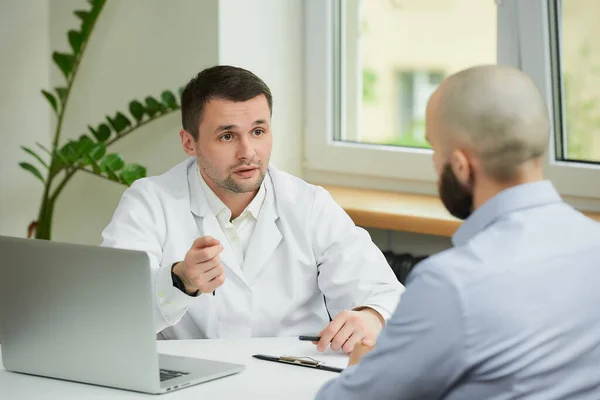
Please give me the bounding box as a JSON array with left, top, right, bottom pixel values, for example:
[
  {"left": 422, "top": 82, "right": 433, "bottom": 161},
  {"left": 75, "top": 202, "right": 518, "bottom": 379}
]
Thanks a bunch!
[
  {"left": 267, "top": 165, "right": 345, "bottom": 226},
  {"left": 127, "top": 158, "right": 192, "bottom": 198},
  {"left": 268, "top": 164, "right": 321, "bottom": 201},
  {"left": 410, "top": 246, "right": 485, "bottom": 292}
]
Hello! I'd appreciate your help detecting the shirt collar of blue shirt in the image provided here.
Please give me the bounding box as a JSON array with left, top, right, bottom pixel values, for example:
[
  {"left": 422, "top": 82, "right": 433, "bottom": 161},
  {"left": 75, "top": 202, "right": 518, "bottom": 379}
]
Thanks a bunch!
[{"left": 452, "top": 180, "right": 563, "bottom": 247}]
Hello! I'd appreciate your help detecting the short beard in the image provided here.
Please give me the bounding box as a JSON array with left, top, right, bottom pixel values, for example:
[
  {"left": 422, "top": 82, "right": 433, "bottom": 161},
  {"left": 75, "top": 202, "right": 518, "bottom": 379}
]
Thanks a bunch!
[
  {"left": 199, "top": 157, "right": 265, "bottom": 194},
  {"left": 438, "top": 163, "right": 473, "bottom": 220}
]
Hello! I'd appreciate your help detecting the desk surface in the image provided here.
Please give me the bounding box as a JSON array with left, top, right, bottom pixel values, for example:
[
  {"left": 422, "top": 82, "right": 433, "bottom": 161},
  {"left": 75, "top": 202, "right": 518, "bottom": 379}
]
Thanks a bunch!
[{"left": 0, "top": 337, "right": 347, "bottom": 399}]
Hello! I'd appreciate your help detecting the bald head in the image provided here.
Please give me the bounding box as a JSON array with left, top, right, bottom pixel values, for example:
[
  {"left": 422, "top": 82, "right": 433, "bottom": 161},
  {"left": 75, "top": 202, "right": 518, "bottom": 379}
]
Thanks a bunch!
[{"left": 427, "top": 65, "right": 550, "bottom": 181}]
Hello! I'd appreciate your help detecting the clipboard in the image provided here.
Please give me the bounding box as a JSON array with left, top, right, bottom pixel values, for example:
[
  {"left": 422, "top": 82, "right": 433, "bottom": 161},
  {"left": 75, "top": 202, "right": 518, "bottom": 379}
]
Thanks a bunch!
[{"left": 252, "top": 354, "right": 344, "bottom": 373}]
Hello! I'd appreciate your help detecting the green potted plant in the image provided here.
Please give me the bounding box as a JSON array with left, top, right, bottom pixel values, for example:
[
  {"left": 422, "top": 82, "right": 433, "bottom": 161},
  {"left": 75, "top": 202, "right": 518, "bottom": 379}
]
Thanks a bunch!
[{"left": 19, "top": 0, "right": 182, "bottom": 240}]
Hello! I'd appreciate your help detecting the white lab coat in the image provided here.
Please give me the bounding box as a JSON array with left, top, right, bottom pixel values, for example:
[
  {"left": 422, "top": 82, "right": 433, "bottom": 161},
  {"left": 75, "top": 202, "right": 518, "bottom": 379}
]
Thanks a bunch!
[{"left": 101, "top": 157, "right": 404, "bottom": 339}]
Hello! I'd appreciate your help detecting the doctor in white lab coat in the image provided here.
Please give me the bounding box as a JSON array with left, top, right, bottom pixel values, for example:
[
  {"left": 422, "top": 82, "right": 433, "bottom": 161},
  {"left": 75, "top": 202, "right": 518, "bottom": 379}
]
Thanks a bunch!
[{"left": 101, "top": 65, "right": 404, "bottom": 354}]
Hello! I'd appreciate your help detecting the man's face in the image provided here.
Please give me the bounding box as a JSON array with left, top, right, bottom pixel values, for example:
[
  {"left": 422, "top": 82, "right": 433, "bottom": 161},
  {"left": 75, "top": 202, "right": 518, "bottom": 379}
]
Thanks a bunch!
[{"left": 189, "top": 95, "right": 272, "bottom": 194}]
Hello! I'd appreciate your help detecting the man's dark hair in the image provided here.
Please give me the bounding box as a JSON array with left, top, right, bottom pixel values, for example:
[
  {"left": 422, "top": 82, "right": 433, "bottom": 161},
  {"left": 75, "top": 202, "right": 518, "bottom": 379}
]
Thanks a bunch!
[{"left": 180, "top": 65, "right": 273, "bottom": 139}]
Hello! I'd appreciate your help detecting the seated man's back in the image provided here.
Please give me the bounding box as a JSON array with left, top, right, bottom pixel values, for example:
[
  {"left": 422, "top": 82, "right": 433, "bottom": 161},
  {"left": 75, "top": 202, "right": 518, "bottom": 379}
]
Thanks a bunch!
[
  {"left": 427, "top": 182, "right": 600, "bottom": 398},
  {"left": 315, "top": 65, "right": 600, "bottom": 400}
]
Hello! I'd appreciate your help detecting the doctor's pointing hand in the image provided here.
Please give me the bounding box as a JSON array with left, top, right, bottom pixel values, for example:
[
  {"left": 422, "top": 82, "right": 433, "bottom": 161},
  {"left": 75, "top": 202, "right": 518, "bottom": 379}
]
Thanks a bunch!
[{"left": 172, "top": 236, "right": 225, "bottom": 296}]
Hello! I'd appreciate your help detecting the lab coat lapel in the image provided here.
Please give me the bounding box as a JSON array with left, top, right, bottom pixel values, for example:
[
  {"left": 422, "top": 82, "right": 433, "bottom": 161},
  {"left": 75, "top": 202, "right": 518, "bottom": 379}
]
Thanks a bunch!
[
  {"left": 187, "top": 162, "right": 247, "bottom": 287},
  {"left": 243, "top": 177, "right": 282, "bottom": 284}
]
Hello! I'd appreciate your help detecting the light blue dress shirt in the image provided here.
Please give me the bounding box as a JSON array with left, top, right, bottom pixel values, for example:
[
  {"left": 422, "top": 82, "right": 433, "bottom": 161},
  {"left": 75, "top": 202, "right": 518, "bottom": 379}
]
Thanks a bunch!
[{"left": 316, "top": 181, "right": 600, "bottom": 400}]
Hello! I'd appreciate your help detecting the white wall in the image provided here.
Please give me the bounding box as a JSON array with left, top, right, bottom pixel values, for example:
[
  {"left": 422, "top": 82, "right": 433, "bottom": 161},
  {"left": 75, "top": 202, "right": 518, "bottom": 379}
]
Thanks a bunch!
[
  {"left": 218, "top": 0, "right": 304, "bottom": 177},
  {"left": 0, "top": 1, "right": 51, "bottom": 239}
]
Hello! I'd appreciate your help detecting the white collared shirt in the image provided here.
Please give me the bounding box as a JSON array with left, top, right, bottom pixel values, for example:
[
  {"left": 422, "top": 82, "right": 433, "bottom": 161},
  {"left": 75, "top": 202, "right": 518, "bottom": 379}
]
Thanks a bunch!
[{"left": 197, "top": 166, "right": 266, "bottom": 267}]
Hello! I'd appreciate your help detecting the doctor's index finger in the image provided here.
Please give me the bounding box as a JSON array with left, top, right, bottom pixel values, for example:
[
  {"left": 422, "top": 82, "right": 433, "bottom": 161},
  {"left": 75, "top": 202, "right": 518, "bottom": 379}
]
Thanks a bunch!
[
  {"left": 191, "top": 244, "right": 224, "bottom": 264},
  {"left": 317, "top": 314, "right": 348, "bottom": 351},
  {"left": 192, "top": 236, "right": 220, "bottom": 249}
]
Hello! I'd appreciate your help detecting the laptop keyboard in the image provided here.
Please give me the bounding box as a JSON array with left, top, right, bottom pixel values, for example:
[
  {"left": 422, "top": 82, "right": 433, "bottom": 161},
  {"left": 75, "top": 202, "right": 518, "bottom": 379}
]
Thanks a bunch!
[{"left": 160, "top": 368, "right": 189, "bottom": 382}]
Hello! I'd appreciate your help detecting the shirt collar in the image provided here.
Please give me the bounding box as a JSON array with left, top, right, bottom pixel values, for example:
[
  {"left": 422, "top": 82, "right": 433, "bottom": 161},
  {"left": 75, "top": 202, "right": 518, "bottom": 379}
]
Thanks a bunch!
[
  {"left": 452, "top": 180, "right": 563, "bottom": 247},
  {"left": 197, "top": 164, "right": 266, "bottom": 221},
  {"left": 245, "top": 180, "right": 266, "bottom": 219}
]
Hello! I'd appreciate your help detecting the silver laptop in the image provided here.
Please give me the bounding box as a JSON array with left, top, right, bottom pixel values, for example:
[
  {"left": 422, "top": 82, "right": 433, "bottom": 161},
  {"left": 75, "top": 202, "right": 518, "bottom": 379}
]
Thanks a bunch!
[{"left": 0, "top": 235, "right": 244, "bottom": 394}]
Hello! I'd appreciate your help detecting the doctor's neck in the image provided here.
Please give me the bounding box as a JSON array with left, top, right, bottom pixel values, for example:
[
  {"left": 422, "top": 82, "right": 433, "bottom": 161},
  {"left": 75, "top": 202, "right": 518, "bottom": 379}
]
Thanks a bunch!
[
  {"left": 201, "top": 170, "right": 259, "bottom": 220},
  {"left": 219, "top": 191, "right": 258, "bottom": 221}
]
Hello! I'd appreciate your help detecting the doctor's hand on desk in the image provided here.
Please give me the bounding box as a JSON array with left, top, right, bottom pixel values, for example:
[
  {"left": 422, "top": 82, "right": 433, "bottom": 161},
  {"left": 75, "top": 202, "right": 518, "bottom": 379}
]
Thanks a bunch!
[
  {"left": 172, "top": 236, "right": 225, "bottom": 295},
  {"left": 315, "top": 308, "right": 384, "bottom": 354}
]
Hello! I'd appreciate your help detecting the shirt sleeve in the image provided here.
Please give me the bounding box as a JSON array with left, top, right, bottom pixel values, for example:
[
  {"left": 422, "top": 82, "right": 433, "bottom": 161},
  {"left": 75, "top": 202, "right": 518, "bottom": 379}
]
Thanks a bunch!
[
  {"left": 315, "top": 261, "right": 466, "bottom": 400},
  {"left": 310, "top": 186, "right": 404, "bottom": 321},
  {"left": 100, "top": 181, "right": 197, "bottom": 333}
]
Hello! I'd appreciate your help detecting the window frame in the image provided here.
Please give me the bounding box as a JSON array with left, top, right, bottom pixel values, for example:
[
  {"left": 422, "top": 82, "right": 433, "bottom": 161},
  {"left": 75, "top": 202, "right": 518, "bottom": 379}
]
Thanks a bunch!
[
  {"left": 303, "top": 0, "right": 600, "bottom": 201},
  {"left": 518, "top": 0, "right": 600, "bottom": 199},
  {"left": 304, "top": 0, "right": 438, "bottom": 185}
]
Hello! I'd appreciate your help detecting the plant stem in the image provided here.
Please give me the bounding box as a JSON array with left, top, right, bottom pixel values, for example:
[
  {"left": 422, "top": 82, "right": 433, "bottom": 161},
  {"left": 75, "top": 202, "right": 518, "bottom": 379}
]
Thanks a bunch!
[
  {"left": 34, "top": 4, "right": 106, "bottom": 240},
  {"left": 34, "top": 197, "right": 55, "bottom": 240},
  {"left": 75, "top": 167, "right": 118, "bottom": 184},
  {"left": 105, "top": 108, "right": 179, "bottom": 147},
  {"left": 53, "top": 9, "right": 103, "bottom": 150},
  {"left": 49, "top": 169, "right": 77, "bottom": 204}
]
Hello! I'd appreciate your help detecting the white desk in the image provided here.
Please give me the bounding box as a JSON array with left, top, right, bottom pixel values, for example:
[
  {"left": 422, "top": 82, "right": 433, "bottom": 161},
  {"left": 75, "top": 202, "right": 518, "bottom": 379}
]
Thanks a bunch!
[{"left": 0, "top": 337, "right": 348, "bottom": 399}]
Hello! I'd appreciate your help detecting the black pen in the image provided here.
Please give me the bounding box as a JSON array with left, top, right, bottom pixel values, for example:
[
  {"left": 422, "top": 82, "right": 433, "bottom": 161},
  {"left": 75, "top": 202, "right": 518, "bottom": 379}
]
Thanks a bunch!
[
  {"left": 252, "top": 354, "right": 344, "bottom": 373},
  {"left": 298, "top": 335, "right": 321, "bottom": 342}
]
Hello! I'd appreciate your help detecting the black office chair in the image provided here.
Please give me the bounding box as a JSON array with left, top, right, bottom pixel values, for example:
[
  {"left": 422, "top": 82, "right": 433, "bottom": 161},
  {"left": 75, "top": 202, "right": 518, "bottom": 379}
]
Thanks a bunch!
[{"left": 383, "top": 251, "right": 428, "bottom": 285}]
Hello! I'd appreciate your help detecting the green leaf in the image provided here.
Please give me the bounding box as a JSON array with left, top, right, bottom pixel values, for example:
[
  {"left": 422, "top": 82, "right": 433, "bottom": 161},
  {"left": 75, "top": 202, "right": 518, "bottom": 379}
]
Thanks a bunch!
[
  {"left": 52, "top": 52, "right": 76, "bottom": 79},
  {"left": 68, "top": 30, "right": 83, "bottom": 54},
  {"left": 144, "top": 96, "right": 165, "bottom": 117},
  {"left": 106, "top": 112, "right": 132, "bottom": 134},
  {"left": 40, "top": 143, "right": 69, "bottom": 171},
  {"left": 129, "top": 100, "right": 146, "bottom": 122},
  {"left": 36, "top": 142, "right": 53, "bottom": 158},
  {"left": 89, "top": 123, "right": 111, "bottom": 142},
  {"left": 81, "top": 142, "right": 106, "bottom": 167},
  {"left": 89, "top": 142, "right": 106, "bottom": 161},
  {"left": 55, "top": 87, "right": 68, "bottom": 103},
  {"left": 77, "top": 135, "right": 95, "bottom": 156},
  {"left": 19, "top": 162, "right": 45, "bottom": 183},
  {"left": 74, "top": 135, "right": 97, "bottom": 167},
  {"left": 86, "top": 156, "right": 103, "bottom": 174},
  {"left": 59, "top": 141, "right": 81, "bottom": 165},
  {"left": 41, "top": 90, "right": 58, "bottom": 114},
  {"left": 178, "top": 86, "right": 185, "bottom": 99},
  {"left": 74, "top": 10, "right": 90, "bottom": 21},
  {"left": 59, "top": 138, "right": 94, "bottom": 167},
  {"left": 100, "top": 153, "right": 125, "bottom": 173},
  {"left": 119, "top": 163, "right": 146, "bottom": 186},
  {"left": 35, "top": 142, "right": 67, "bottom": 175},
  {"left": 161, "top": 90, "right": 178, "bottom": 109},
  {"left": 37, "top": 142, "right": 67, "bottom": 171},
  {"left": 21, "top": 146, "right": 49, "bottom": 169},
  {"left": 81, "top": 0, "right": 106, "bottom": 37}
]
